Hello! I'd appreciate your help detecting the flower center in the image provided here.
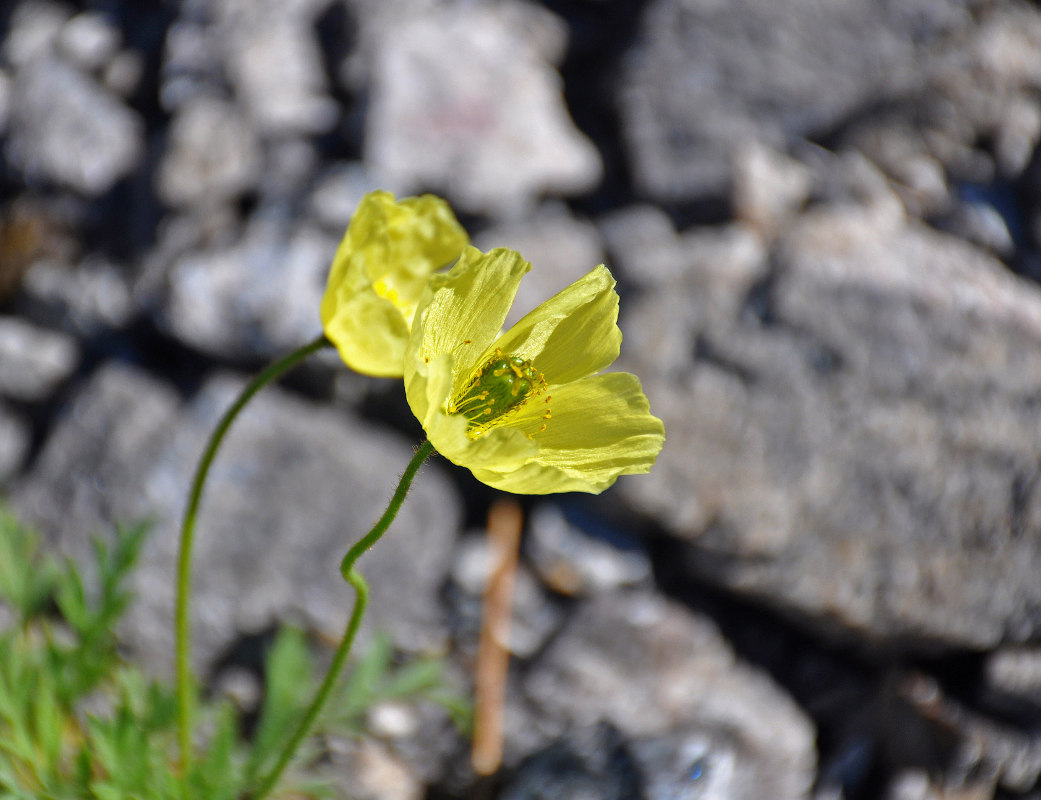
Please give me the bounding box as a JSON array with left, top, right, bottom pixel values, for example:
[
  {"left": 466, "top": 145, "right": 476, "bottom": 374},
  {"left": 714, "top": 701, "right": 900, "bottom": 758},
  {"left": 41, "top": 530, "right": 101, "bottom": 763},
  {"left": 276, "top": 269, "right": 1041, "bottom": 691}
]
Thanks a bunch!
[{"left": 449, "top": 351, "right": 547, "bottom": 435}]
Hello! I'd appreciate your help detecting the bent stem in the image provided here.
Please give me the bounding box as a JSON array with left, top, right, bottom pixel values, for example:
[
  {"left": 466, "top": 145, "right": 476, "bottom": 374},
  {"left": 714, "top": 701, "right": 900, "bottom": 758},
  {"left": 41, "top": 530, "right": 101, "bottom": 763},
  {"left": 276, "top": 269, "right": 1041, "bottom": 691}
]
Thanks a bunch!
[
  {"left": 175, "top": 335, "right": 331, "bottom": 783},
  {"left": 248, "top": 439, "right": 435, "bottom": 800}
]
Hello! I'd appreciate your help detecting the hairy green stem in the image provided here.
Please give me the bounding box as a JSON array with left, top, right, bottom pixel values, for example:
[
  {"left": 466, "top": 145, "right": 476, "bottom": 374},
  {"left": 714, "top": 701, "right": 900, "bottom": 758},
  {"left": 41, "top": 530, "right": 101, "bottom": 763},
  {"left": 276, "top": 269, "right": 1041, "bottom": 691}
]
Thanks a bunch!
[
  {"left": 175, "top": 335, "right": 330, "bottom": 784},
  {"left": 248, "top": 439, "right": 435, "bottom": 800}
]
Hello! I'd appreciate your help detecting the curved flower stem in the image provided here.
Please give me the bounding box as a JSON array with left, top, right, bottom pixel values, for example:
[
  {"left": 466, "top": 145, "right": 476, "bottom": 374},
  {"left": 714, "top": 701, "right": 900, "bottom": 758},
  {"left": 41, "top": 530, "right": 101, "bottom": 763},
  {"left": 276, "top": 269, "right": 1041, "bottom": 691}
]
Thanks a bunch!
[
  {"left": 248, "top": 439, "right": 435, "bottom": 800},
  {"left": 175, "top": 335, "right": 331, "bottom": 783}
]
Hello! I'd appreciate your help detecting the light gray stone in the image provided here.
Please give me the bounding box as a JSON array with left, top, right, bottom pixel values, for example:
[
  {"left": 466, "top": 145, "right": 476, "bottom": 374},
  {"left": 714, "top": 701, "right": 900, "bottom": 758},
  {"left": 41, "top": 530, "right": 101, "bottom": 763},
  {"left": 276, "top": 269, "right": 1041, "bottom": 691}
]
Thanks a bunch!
[
  {"left": 449, "top": 533, "right": 562, "bottom": 658},
  {"left": 308, "top": 162, "right": 385, "bottom": 232},
  {"left": 362, "top": 1, "right": 602, "bottom": 218},
  {"left": 616, "top": 178, "right": 1041, "bottom": 650},
  {"left": 525, "top": 503, "right": 651, "bottom": 596},
  {"left": 0, "top": 316, "right": 79, "bottom": 401},
  {"left": 223, "top": 24, "right": 338, "bottom": 136},
  {"left": 13, "top": 364, "right": 462, "bottom": 676},
  {"left": 156, "top": 95, "right": 263, "bottom": 208},
  {"left": 6, "top": 59, "right": 143, "bottom": 194},
  {"left": 618, "top": 0, "right": 972, "bottom": 200},
  {"left": 2, "top": 0, "right": 71, "bottom": 68},
  {"left": 21, "top": 257, "right": 134, "bottom": 334},
  {"left": 157, "top": 215, "right": 335, "bottom": 358},
  {"left": 519, "top": 591, "right": 816, "bottom": 800},
  {"left": 57, "top": 10, "right": 121, "bottom": 72}
]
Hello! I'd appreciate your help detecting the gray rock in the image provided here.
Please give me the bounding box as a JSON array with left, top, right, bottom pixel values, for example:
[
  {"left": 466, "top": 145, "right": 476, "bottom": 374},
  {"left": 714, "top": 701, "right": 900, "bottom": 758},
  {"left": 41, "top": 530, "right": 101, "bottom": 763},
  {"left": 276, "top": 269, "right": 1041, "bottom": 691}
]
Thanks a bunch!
[
  {"left": 449, "top": 533, "right": 562, "bottom": 658},
  {"left": 525, "top": 503, "right": 651, "bottom": 596},
  {"left": 6, "top": 59, "right": 143, "bottom": 194},
  {"left": 308, "top": 162, "right": 386, "bottom": 232},
  {"left": 985, "top": 646, "right": 1041, "bottom": 707},
  {"left": 156, "top": 95, "right": 263, "bottom": 209},
  {"left": 618, "top": 0, "right": 971, "bottom": 200},
  {"left": 56, "top": 10, "right": 121, "bottom": 72},
  {"left": 13, "top": 363, "right": 462, "bottom": 676},
  {"left": 157, "top": 215, "right": 335, "bottom": 359},
  {"left": 827, "top": 6, "right": 1041, "bottom": 219},
  {"left": 362, "top": 1, "right": 602, "bottom": 218},
  {"left": 2, "top": 0, "right": 71, "bottom": 69},
  {"left": 0, "top": 316, "right": 79, "bottom": 401},
  {"left": 518, "top": 591, "right": 816, "bottom": 800},
  {"left": 0, "top": 405, "right": 30, "bottom": 485},
  {"left": 0, "top": 69, "right": 11, "bottom": 135},
  {"left": 615, "top": 170, "right": 1041, "bottom": 650},
  {"left": 324, "top": 737, "right": 426, "bottom": 800},
  {"left": 222, "top": 23, "right": 338, "bottom": 137},
  {"left": 893, "top": 671, "right": 1041, "bottom": 793},
  {"left": 159, "top": 20, "right": 225, "bottom": 111},
  {"left": 21, "top": 257, "right": 134, "bottom": 335},
  {"left": 731, "top": 142, "right": 814, "bottom": 240}
]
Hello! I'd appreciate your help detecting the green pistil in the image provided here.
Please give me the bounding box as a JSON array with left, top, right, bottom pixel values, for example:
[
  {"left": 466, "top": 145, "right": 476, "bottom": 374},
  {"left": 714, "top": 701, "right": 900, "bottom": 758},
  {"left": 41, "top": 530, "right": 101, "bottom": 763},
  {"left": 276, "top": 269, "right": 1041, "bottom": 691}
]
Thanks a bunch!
[{"left": 451, "top": 352, "right": 545, "bottom": 431}]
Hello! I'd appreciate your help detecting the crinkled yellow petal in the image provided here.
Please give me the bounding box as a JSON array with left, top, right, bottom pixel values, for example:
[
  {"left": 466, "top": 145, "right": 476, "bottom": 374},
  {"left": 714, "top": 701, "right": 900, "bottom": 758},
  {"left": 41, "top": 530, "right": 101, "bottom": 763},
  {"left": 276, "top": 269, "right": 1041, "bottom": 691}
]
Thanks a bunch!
[
  {"left": 409, "top": 246, "right": 531, "bottom": 371},
  {"left": 322, "top": 290, "right": 410, "bottom": 377},
  {"left": 491, "top": 265, "right": 622, "bottom": 385},
  {"left": 320, "top": 190, "right": 468, "bottom": 377},
  {"left": 472, "top": 372, "right": 665, "bottom": 494}
]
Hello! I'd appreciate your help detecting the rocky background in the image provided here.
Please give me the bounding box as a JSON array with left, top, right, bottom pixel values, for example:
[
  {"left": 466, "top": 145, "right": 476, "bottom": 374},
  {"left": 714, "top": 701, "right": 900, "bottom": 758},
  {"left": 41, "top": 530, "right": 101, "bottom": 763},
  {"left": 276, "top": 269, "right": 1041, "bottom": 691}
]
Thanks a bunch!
[{"left": 3, "top": 0, "right": 1041, "bottom": 798}]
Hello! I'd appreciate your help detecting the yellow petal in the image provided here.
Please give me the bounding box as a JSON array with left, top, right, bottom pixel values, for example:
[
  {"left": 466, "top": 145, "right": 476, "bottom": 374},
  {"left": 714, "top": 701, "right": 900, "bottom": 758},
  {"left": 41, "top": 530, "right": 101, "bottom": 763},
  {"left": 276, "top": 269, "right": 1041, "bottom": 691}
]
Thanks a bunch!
[
  {"left": 491, "top": 265, "right": 621, "bottom": 385},
  {"left": 474, "top": 372, "right": 665, "bottom": 494},
  {"left": 322, "top": 290, "right": 410, "bottom": 377},
  {"left": 409, "top": 247, "right": 531, "bottom": 371},
  {"left": 321, "top": 191, "right": 468, "bottom": 376}
]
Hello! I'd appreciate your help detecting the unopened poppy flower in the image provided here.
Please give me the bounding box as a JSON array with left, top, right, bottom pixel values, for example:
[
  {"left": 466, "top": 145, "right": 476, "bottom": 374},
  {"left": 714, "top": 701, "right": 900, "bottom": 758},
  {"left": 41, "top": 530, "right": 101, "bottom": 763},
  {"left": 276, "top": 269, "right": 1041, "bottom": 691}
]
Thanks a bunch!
[
  {"left": 404, "top": 246, "right": 665, "bottom": 494},
  {"left": 321, "top": 190, "right": 469, "bottom": 377}
]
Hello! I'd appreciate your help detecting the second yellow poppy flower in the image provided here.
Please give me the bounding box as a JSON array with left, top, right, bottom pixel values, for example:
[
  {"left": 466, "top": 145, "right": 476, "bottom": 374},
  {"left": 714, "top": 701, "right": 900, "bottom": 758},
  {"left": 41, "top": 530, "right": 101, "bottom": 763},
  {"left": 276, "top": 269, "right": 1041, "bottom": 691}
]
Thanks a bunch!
[{"left": 321, "top": 191, "right": 469, "bottom": 377}]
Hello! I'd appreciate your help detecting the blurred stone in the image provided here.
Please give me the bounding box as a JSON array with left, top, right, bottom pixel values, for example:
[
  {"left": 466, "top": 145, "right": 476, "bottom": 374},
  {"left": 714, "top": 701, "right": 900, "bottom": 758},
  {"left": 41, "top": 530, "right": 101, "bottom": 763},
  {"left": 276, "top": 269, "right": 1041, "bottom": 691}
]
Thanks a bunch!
[
  {"left": 0, "top": 69, "right": 11, "bottom": 135},
  {"left": 616, "top": 179, "right": 1041, "bottom": 650},
  {"left": 160, "top": 20, "right": 224, "bottom": 111},
  {"left": 326, "top": 737, "right": 425, "bottom": 800},
  {"left": 0, "top": 406, "right": 30, "bottom": 485},
  {"left": 732, "top": 142, "right": 813, "bottom": 240},
  {"left": 2, "top": 0, "right": 71, "bottom": 68},
  {"left": 600, "top": 203, "right": 767, "bottom": 295},
  {"left": 363, "top": 1, "right": 602, "bottom": 218},
  {"left": 6, "top": 59, "right": 143, "bottom": 194},
  {"left": 449, "top": 533, "right": 561, "bottom": 658},
  {"left": 833, "top": 5, "right": 1041, "bottom": 219},
  {"left": 985, "top": 647, "right": 1041, "bottom": 707},
  {"left": 101, "top": 48, "right": 144, "bottom": 97},
  {"left": 157, "top": 95, "right": 263, "bottom": 209},
  {"left": 12, "top": 364, "right": 463, "bottom": 676},
  {"left": 57, "top": 10, "right": 121, "bottom": 72},
  {"left": 21, "top": 257, "right": 134, "bottom": 335},
  {"left": 518, "top": 591, "right": 816, "bottom": 799},
  {"left": 158, "top": 215, "right": 334, "bottom": 359},
  {"left": 525, "top": 503, "right": 651, "bottom": 596},
  {"left": 223, "top": 24, "right": 338, "bottom": 136},
  {"left": 309, "top": 162, "right": 384, "bottom": 232},
  {"left": 618, "top": 0, "right": 969, "bottom": 201},
  {"left": 499, "top": 723, "right": 642, "bottom": 800},
  {"left": 894, "top": 671, "right": 1041, "bottom": 793},
  {"left": 474, "top": 204, "right": 605, "bottom": 327},
  {"left": 0, "top": 316, "right": 79, "bottom": 401}
]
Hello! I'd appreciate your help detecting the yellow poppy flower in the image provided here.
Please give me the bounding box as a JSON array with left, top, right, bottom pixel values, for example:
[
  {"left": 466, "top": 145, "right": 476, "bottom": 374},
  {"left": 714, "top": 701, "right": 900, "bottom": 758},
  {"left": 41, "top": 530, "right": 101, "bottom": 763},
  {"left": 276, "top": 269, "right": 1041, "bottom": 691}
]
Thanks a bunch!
[
  {"left": 321, "top": 190, "right": 469, "bottom": 377},
  {"left": 404, "top": 246, "right": 665, "bottom": 494}
]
